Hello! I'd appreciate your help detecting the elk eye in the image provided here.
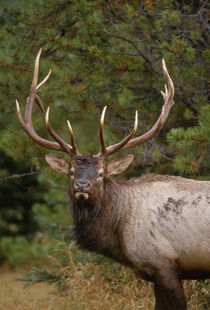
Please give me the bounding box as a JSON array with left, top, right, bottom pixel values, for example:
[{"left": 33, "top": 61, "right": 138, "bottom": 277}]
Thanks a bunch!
[
  {"left": 69, "top": 170, "right": 74, "bottom": 176},
  {"left": 98, "top": 171, "right": 104, "bottom": 177}
]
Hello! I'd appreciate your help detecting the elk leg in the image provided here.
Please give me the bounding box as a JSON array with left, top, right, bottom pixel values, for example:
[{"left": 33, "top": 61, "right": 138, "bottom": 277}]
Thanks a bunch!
[{"left": 154, "top": 267, "right": 187, "bottom": 310}]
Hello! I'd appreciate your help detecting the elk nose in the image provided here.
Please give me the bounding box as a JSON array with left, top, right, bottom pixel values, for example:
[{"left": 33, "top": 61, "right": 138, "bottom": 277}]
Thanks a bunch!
[{"left": 74, "top": 180, "right": 91, "bottom": 191}]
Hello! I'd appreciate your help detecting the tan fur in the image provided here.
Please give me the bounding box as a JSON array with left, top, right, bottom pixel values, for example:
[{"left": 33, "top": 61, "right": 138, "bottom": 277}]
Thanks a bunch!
[{"left": 45, "top": 155, "right": 210, "bottom": 310}]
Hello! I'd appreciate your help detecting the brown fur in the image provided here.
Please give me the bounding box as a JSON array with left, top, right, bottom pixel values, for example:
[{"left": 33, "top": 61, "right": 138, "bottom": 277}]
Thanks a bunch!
[
  {"left": 69, "top": 178, "right": 133, "bottom": 266},
  {"left": 46, "top": 155, "right": 210, "bottom": 310},
  {"left": 17, "top": 49, "right": 209, "bottom": 310}
]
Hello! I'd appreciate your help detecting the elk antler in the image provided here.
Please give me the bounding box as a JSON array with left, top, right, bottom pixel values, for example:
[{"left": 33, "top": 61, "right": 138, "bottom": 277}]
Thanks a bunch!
[
  {"left": 16, "top": 49, "right": 79, "bottom": 156},
  {"left": 99, "top": 107, "right": 138, "bottom": 156},
  {"left": 98, "top": 59, "right": 174, "bottom": 157}
]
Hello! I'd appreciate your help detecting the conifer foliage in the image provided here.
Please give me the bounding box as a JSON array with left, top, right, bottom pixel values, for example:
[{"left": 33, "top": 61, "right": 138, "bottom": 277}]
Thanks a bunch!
[
  {"left": 0, "top": 0, "right": 209, "bottom": 176},
  {"left": 0, "top": 1, "right": 209, "bottom": 261}
]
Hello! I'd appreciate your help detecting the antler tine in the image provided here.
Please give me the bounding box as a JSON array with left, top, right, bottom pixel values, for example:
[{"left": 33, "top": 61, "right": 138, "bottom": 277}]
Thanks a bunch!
[
  {"left": 16, "top": 99, "right": 33, "bottom": 137},
  {"left": 35, "top": 95, "right": 45, "bottom": 114},
  {"left": 36, "top": 69, "right": 52, "bottom": 91},
  {"left": 16, "top": 49, "right": 76, "bottom": 154},
  {"left": 161, "top": 58, "right": 174, "bottom": 121},
  {"left": 118, "top": 58, "right": 174, "bottom": 151},
  {"left": 34, "top": 69, "right": 52, "bottom": 113},
  {"left": 99, "top": 106, "right": 107, "bottom": 154},
  {"left": 67, "top": 120, "right": 79, "bottom": 155},
  {"left": 16, "top": 99, "right": 63, "bottom": 151},
  {"left": 98, "top": 110, "right": 138, "bottom": 157},
  {"left": 24, "top": 48, "right": 41, "bottom": 125},
  {"left": 45, "top": 107, "right": 74, "bottom": 156},
  {"left": 98, "top": 59, "right": 175, "bottom": 156},
  {"left": 162, "top": 58, "right": 174, "bottom": 100}
]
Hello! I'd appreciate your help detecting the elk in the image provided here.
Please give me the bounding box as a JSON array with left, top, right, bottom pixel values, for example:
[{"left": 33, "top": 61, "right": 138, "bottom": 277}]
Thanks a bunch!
[{"left": 16, "top": 49, "right": 210, "bottom": 310}]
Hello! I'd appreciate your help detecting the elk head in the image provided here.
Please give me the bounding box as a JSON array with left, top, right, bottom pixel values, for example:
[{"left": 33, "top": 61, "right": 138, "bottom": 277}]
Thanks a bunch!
[{"left": 16, "top": 49, "right": 174, "bottom": 205}]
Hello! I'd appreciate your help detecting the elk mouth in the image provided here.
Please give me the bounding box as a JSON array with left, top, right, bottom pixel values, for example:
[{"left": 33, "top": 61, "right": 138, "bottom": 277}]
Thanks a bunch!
[{"left": 75, "top": 192, "right": 89, "bottom": 200}]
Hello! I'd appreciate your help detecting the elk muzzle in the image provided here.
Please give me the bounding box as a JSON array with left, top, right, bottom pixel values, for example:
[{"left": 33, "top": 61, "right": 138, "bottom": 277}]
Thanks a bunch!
[{"left": 74, "top": 180, "right": 91, "bottom": 200}]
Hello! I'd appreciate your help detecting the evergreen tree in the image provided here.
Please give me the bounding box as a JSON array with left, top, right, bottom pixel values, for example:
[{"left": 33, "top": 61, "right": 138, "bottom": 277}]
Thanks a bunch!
[
  {"left": 0, "top": 0, "right": 209, "bottom": 177},
  {"left": 0, "top": 0, "right": 209, "bottom": 261}
]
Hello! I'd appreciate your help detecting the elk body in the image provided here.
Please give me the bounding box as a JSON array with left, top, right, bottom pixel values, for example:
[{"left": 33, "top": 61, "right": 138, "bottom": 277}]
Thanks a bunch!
[{"left": 16, "top": 50, "right": 210, "bottom": 310}]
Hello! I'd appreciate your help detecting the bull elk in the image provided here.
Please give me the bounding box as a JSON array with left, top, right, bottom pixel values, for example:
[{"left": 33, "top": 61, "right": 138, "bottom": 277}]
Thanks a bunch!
[{"left": 16, "top": 49, "right": 210, "bottom": 310}]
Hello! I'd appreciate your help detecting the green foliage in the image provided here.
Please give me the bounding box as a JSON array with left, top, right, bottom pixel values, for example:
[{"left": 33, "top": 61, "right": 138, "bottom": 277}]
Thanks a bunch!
[
  {"left": 0, "top": 150, "right": 45, "bottom": 260},
  {"left": 19, "top": 267, "right": 68, "bottom": 291},
  {"left": 31, "top": 177, "right": 72, "bottom": 242},
  {"left": 0, "top": 3, "right": 209, "bottom": 309},
  {"left": 0, "top": 165, "right": 71, "bottom": 263},
  {"left": 0, "top": 149, "right": 71, "bottom": 263},
  {"left": 0, "top": 0, "right": 209, "bottom": 268},
  {"left": 167, "top": 105, "right": 210, "bottom": 176},
  {"left": 0, "top": 0, "right": 209, "bottom": 176},
  {"left": 0, "top": 236, "right": 52, "bottom": 265}
]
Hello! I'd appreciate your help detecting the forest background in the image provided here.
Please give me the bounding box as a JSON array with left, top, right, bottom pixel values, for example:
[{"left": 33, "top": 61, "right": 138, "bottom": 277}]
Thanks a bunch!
[{"left": 0, "top": 1, "right": 209, "bottom": 309}]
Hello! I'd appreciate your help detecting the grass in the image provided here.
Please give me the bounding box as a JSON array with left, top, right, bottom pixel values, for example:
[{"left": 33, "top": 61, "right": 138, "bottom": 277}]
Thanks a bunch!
[{"left": 0, "top": 244, "right": 209, "bottom": 310}]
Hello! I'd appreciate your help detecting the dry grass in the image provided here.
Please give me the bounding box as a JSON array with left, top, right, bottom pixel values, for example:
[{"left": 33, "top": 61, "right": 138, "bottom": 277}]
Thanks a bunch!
[
  {"left": 0, "top": 265, "right": 54, "bottom": 310},
  {"left": 58, "top": 264, "right": 154, "bottom": 310},
  {"left": 0, "top": 261, "right": 154, "bottom": 310},
  {"left": 0, "top": 250, "right": 209, "bottom": 310}
]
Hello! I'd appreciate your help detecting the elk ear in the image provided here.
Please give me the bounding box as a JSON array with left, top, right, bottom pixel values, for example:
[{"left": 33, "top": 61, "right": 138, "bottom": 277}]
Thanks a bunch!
[
  {"left": 107, "top": 154, "right": 134, "bottom": 176},
  {"left": 45, "top": 155, "right": 69, "bottom": 175}
]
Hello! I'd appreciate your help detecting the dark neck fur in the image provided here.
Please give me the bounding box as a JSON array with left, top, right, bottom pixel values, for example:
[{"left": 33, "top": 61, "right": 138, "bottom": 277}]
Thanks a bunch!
[{"left": 68, "top": 178, "right": 132, "bottom": 266}]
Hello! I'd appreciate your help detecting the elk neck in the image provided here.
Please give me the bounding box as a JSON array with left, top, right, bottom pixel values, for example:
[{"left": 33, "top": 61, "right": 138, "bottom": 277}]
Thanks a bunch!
[{"left": 68, "top": 177, "right": 133, "bottom": 266}]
